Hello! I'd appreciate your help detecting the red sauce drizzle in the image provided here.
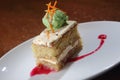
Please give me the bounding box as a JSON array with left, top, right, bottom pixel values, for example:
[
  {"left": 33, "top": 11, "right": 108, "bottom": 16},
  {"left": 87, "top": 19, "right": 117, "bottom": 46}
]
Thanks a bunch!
[
  {"left": 30, "top": 64, "right": 54, "bottom": 77},
  {"left": 68, "top": 34, "right": 107, "bottom": 62},
  {"left": 30, "top": 34, "right": 107, "bottom": 77}
]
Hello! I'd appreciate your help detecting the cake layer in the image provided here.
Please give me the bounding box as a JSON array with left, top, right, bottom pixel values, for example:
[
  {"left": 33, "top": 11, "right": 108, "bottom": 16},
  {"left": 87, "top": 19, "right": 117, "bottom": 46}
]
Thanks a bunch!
[
  {"left": 38, "top": 40, "right": 80, "bottom": 65},
  {"left": 33, "top": 21, "right": 77, "bottom": 47},
  {"left": 35, "top": 39, "right": 82, "bottom": 71},
  {"left": 32, "top": 21, "right": 80, "bottom": 58}
]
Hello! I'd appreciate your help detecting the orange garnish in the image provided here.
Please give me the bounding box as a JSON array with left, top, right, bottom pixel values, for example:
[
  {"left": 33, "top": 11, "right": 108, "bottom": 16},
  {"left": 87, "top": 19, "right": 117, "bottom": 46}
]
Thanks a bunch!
[
  {"left": 46, "top": 2, "right": 51, "bottom": 15},
  {"left": 45, "top": 1, "right": 58, "bottom": 33},
  {"left": 46, "top": 30, "right": 50, "bottom": 39},
  {"left": 50, "top": 23, "right": 54, "bottom": 33}
]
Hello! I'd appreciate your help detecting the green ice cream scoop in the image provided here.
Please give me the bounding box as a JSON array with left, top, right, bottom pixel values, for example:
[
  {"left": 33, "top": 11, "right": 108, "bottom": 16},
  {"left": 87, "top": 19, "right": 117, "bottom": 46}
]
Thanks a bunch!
[{"left": 42, "top": 9, "right": 68, "bottom": 30}]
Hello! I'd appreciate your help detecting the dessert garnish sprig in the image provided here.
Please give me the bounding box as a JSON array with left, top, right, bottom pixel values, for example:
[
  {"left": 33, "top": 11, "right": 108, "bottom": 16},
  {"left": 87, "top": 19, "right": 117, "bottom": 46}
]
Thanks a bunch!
[{"left": 45, "top": 1, "right": 57, "bottom": 33}]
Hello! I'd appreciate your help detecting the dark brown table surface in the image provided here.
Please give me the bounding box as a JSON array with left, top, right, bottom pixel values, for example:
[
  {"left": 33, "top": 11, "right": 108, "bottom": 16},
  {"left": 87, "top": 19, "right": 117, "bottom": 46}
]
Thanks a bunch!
[{"left": 0, "top": 0, "right": 120, "bottom": 80}]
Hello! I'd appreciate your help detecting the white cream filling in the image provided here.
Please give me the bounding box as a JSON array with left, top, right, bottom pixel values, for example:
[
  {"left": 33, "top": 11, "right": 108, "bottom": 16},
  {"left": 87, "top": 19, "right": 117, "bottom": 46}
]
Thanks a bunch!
[
  {"left": 33, "top": 21, "right": 77, "bottom": 47},
  {"left": 39, "top": 58, "right": 57, "bottom": 64},
  {"left": 39, "top": 40, "right": 79, "bottom": 64}
]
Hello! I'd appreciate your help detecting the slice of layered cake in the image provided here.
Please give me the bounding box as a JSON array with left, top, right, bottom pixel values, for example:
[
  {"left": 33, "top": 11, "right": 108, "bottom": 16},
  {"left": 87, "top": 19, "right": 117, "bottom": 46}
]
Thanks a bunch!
[{"left": 32, "top": 1, "right": 82, "bottom": 71}]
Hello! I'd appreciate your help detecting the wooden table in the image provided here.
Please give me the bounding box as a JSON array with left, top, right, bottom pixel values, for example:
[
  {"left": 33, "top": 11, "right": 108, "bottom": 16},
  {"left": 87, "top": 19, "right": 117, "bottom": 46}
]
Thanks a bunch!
[{"left": 0, "top": 0, "right": 120, "bottom": 79}]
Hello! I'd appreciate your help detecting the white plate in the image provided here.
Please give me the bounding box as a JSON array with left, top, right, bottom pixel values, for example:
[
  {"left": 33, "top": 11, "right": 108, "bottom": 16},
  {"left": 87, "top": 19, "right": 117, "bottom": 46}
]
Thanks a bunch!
[{"left": 0, "top": 21, "right": 120, "bottom": 80}]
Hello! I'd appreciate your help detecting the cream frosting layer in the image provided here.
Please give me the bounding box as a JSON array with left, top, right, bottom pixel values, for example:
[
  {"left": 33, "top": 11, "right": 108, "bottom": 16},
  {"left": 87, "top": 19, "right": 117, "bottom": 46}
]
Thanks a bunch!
[
  {"left": 33, "top": 21, "right": 77, "bottom": 47},
  {"left": 39, "top": 40, "right": 79, "bottom": 64}
]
